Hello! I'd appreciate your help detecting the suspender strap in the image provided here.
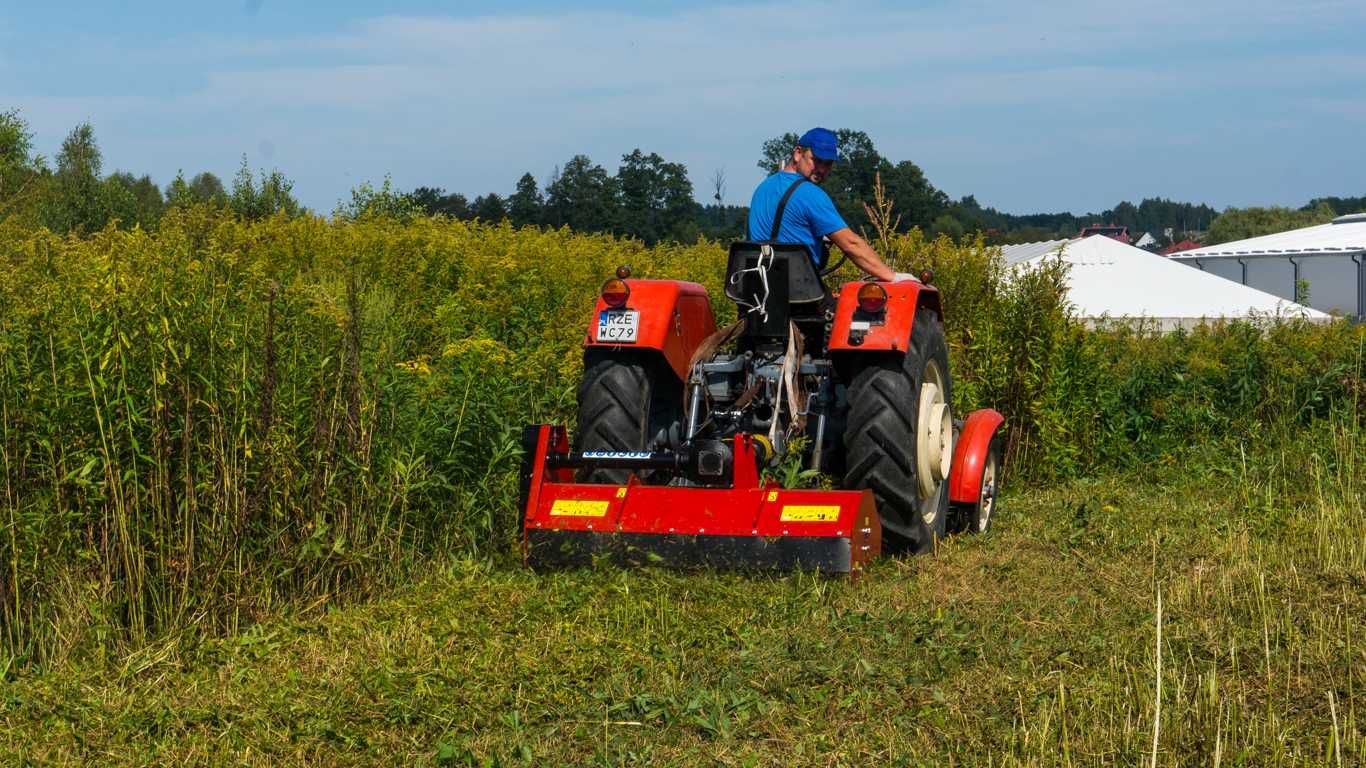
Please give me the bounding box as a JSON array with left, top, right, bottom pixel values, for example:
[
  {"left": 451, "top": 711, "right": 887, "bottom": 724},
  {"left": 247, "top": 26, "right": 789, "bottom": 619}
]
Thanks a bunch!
[{"left": 769, "top": 177, "right": 807, "bottom": 241}]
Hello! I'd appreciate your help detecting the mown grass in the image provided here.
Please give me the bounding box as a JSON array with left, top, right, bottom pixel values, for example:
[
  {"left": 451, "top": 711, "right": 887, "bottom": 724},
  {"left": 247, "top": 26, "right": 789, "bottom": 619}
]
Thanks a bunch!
[{"left": 3, "top": 414, "right": 1359, "bottom": 766}]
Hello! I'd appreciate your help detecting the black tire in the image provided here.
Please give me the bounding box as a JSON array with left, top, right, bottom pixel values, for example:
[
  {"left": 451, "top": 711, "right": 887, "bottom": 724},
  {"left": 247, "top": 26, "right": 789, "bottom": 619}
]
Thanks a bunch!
[
  {"left": 842, "top": 307, "right": 952, "bottom": 555},
  {"left": 574, "top": 351, "right": 682, "bottom": 484},
  {"left": 948, "top": 436, "right": 1002, "bottom": 535}
]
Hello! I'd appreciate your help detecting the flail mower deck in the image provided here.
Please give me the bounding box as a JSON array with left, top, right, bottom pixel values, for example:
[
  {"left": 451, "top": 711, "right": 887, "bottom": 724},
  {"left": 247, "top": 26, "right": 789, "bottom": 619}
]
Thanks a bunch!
[
  {"left": 520, "top": 243, "right": 1005, "bottom": 576},
  {"left": 520, "top": 426, "right": 882, "bottom": 575}
]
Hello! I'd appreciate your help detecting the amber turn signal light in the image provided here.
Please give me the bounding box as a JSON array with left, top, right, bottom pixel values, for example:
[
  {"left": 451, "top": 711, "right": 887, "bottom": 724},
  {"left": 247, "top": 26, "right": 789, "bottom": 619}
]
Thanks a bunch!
[
  {"left": 601, "top": 278, "right": 630, "bottom": 308},
  {"left": 857, "top": 283, "right": 888, "bottom": 313}
]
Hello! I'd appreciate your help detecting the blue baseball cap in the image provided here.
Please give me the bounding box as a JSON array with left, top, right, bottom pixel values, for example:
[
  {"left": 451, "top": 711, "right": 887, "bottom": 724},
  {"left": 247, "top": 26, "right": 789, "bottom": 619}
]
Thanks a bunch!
[{"left": 799, "top": 127, "right": 839, "bottom": 162}]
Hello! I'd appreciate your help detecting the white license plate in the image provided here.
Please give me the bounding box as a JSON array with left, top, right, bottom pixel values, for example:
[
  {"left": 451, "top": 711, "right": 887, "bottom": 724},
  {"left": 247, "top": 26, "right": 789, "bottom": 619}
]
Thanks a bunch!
[{"left": 596, "top": 310, "right": 640, "bottom": 343}]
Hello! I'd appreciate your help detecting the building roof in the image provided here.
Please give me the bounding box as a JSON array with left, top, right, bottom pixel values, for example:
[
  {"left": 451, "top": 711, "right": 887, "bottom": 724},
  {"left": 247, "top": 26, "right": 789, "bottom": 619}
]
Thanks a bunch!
[
  {"left": 1172, "top": 213, "right": 1366, "bottom": 259},
  {"left": 1003, "top": 238, "right": 1069, "bottom": 265},
  {"left": 1001, "top": 235, "right": 1331, "bottom": 327},
  {"left": 1159, "top": 239, "right": 1201, "bottom": 256}
]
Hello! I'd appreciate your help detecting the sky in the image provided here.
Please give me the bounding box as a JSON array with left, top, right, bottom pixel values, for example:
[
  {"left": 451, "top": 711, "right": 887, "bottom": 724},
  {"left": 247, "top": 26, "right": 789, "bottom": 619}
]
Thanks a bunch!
[{"left": 2, "top": 0, "right": 1363, "bottom": 215}]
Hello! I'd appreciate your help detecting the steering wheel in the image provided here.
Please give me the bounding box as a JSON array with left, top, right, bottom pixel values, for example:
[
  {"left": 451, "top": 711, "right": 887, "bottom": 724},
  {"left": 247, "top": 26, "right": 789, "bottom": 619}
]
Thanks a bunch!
[
  {"left": 817, "top": 237, "right": 848, "bottom": 277},
  {"left": 818, "top": 253, "right": 848, "bottom": 277}
]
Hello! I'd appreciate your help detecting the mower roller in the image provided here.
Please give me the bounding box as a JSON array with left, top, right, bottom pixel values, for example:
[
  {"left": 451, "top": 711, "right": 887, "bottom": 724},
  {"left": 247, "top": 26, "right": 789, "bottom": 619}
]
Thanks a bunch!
[{"left": 520, "top": 242, "right": 1004, "bottom": 576}]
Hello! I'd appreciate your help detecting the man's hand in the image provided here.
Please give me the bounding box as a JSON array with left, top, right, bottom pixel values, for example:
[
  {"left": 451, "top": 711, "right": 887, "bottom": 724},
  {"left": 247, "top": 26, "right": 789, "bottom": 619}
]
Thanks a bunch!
[{"left": 891, "top": 272, "right": 921, "bottom": 283}]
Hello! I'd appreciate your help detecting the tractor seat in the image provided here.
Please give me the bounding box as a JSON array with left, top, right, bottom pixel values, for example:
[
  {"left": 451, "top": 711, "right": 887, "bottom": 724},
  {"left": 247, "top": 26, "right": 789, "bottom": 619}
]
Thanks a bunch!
[{"left": 724, "top": 242, "right": 827, "bottom": 306}]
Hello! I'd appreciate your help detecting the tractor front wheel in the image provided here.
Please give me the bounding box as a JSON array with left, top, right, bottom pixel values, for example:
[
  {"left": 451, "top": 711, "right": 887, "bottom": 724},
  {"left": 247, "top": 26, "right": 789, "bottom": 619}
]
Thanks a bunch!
[
  {"left": 574, "top": 351, "right": 681, "bottom": 484},
  {"left": 842, "top": 308, "right": 952, "bottom": 554},
  {"left": 949, "top": 436, "right": 1001, "bottom": 535}
]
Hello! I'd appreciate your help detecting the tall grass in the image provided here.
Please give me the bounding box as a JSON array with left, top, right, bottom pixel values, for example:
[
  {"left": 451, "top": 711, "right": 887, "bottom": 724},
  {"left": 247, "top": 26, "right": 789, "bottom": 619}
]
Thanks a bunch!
[{"left": 0, "top": 209, "right": 1360, "bottom": 666}]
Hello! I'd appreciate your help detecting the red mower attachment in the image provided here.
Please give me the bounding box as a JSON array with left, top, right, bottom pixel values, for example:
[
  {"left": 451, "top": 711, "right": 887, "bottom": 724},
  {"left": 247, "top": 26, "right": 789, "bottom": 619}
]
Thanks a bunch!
[{"left": 519, "top": 425, "right": 882, "bottom": 576}]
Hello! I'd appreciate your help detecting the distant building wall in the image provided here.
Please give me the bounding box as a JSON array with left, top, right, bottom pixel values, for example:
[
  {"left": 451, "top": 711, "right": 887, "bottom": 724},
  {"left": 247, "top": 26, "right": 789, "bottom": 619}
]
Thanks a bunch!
[
  {"left": 1177, "top": 252, "right": 1364, "bottom": 320},
  {"left": 1297, "top": 255, "right": 1358, "bottom": 316}
]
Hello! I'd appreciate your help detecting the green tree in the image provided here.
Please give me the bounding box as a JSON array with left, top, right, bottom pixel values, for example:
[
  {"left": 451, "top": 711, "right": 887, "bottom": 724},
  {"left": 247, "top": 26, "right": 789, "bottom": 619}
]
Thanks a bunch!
[
  {"left": 339, "top": 177, "right": 421, "bottom": 221},
  {"left": 544, "top": 155, "right": 618, "bottom": 233},
  {"left": 190, "top": 172, "right": 227, "bottom": 205},
  {"left": 407, "top": 186, "right": 470, "bottom": 218},
  {"left": 471, "top": 193, "right": 508, "bottom": 222},
  {"left": 166, "top": 170, "right": 228, "bottom": 208},
  {"left": 0, "top": 109, "right": 45, "bottom": 222},
  {"left": 757, "top": 132, "right": 801, "bottom": 173},
  {"left": 165, "top": 172, "right": 194, "bottom": 208},
  {"left": 42, "top": 122, "right": 111, "bottom": 234},
  {"left": 105, "top": 171, "right": 164, "bottom": 230},
  {"left": 1128, "top": 197, "right": 1217, "bottom": 235},
  {"left": 1304, "top": 196, "right": 1366, "bottom": 216},
  {"left": 229, "top": 155, "right": 302, "bottom": 220},
  {"left": 878, "top": 159, "right": 949, "bottom": 231},
  {"left": 929, "top": 214, "right": 965, "bottom": 241},
  {"left": 508, "top": 172, "right": 543, "bottom": 227},
  {"left": 0, "top": 109, "right": 34, "bottom": 173},
  {"left": 1206, "top": 203, "right": 1336, "bottom": 245},
  {"left": 615, "top": 149, "right": 697, "bottom": 244}
]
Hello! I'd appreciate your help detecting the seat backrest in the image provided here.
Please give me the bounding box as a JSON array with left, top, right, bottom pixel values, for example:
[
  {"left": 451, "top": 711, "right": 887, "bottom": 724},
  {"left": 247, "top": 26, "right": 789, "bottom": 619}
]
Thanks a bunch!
[{"left": 724, "top": 242, "right": 826, "bottom": 305}]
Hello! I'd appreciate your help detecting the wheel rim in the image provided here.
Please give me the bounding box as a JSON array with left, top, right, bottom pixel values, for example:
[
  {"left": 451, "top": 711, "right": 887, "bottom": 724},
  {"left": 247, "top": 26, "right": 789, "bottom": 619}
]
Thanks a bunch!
[
  {"left": 978, "top": 452, "right": 998, "bottom": 532},
  {"left": 916, "top": 359, "right": 951, "bottom": 526}
]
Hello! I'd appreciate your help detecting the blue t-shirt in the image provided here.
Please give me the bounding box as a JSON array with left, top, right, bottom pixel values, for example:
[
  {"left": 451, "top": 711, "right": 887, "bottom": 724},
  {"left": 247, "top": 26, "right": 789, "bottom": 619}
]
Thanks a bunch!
[{"left": 747, "top": 171, "right": 847, "bottom": 265}]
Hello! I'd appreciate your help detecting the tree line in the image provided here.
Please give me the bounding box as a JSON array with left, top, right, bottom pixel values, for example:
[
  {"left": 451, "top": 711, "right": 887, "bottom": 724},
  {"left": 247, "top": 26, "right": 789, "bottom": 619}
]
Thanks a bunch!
[
  {"left": 2, "top": 108, "right": 1361, "bottom": 248},
  {"left": 0, "top": 110, "right": 301, "bottom": 235},
  {"left": 396, "top": 150, "right": 744, "bottom": 244}
]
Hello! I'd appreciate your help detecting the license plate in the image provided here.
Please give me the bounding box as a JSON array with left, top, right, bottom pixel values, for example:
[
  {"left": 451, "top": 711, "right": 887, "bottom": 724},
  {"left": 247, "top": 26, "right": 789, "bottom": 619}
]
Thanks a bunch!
[{"left": 596, "top": 310, "right": 640, "bottom": 343}]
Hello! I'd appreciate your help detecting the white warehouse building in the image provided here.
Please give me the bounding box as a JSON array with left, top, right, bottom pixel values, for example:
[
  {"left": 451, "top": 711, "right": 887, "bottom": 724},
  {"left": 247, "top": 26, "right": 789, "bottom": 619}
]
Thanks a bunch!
[
  {"left": 1002, "top": 235, "right": 1331, "bottom": 331},
  {"left": 1170, "top": 213, "right": 1366, "bottom": 321}
]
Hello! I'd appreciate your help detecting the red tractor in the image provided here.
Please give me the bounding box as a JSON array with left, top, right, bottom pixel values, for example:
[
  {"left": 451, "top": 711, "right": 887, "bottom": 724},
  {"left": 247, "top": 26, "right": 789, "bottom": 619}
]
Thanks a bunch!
[{"left": 519, "top": 242, "right": 1004, "bottom": 576}]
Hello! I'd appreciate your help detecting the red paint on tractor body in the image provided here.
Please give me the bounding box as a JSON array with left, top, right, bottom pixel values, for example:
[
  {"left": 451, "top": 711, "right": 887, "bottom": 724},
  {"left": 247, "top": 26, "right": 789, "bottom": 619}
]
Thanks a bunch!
[
  {"left": 827, "top": 280, "right": 942, "bottom": 353},
  {"left": 949, "top": 408, "right": 1005, "bottom": 505},
  {"left": 582, "top": 279, "right": 716, "bottom": 381}
]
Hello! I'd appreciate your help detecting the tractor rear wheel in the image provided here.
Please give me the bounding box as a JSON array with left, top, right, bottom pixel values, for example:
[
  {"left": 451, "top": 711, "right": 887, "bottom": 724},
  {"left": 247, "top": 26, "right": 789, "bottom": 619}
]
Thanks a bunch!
[
  {"left": 574, "top": 351, "right": 682, "bottom": 484},
  {"left": 842, "top": 307, "right": 952, "bottom": 554}
]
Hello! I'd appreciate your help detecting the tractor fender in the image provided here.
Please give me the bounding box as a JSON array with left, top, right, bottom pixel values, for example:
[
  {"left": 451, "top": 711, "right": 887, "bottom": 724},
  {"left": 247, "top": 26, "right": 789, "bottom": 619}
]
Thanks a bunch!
[
  {"left": 948, "top": 408, "right": 1005, "bottom": 505},
  {"left": 827, "top": 279, "right": 943, "bottom": 356},
  {"left": 582, "top": 279, "right": 717, "bottom": 382}
]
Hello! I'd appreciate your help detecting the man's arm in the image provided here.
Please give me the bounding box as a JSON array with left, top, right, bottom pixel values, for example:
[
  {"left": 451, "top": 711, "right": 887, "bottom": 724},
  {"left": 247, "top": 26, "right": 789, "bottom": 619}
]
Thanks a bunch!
[{"left": 827, "top": 227, "right": 907, "bottom": 282}]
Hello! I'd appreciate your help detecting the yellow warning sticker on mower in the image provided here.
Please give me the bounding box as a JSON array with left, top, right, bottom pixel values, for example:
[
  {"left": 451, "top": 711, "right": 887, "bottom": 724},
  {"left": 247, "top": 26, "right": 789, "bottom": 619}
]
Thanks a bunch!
[
  {"left": 550, "top": 500, "right": 610, "bottom": 517},
  {"left": 779, "top": 505, "right": 841, "bottom": 522}
]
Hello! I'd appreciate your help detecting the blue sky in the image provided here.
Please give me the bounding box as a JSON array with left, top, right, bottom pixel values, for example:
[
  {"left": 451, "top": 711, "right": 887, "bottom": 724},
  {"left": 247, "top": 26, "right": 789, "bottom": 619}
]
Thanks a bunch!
[{"left": 2, "top": 1, "right": 1363, "bottom": 214}]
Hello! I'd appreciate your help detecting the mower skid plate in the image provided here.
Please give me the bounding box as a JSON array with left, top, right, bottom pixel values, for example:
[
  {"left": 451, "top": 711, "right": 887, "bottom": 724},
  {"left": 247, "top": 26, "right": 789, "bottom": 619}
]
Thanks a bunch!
[{"left": 524, "top": 482, "right": 881, "bottom": 576}]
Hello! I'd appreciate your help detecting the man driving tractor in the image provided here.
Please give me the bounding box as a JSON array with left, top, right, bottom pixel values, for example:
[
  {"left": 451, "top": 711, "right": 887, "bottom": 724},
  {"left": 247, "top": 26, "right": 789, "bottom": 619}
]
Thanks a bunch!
[{"left": 747, "top": 127, "right": 917, "bottom": 283}]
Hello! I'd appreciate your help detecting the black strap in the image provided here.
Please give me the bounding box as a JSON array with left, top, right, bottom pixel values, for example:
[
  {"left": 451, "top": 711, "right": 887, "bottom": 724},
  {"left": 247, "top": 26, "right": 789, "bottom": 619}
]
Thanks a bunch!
[{"left": 768, "top": 177, "right": 807, "bottom": 241}]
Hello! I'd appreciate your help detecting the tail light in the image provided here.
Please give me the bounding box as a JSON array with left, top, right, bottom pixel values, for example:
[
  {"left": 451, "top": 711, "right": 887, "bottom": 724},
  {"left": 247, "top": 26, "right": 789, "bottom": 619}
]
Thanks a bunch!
[
  {"left": 857, "top": 283, "right": 888, "bottom": 313},
  {"left": 601, "top": 278, "right": 630, "bottom": 308}
]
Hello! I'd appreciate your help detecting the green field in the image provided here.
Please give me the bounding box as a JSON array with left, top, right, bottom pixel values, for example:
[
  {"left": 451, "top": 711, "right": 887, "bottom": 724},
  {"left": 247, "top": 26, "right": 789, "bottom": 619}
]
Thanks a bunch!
[
  {"left": 3, "top": 421, "right": 1360, "bottom": 766},
  {"left": 0, "top": 214, "right": 1361, "bottom": 765}
]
